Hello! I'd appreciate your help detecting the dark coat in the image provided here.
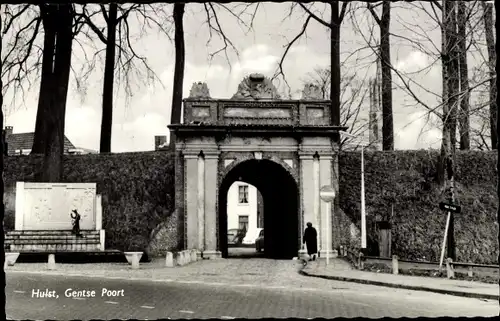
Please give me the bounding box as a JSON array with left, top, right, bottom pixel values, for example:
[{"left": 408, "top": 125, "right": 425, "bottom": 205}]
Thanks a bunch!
[{"left": 303, "top": 226, "right": 318, "bottom": 255}]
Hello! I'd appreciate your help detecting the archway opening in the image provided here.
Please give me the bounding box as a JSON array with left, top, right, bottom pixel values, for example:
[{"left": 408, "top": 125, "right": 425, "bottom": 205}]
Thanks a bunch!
[{"left": 219, "top": 159, "right": 299, "bottom": 259}]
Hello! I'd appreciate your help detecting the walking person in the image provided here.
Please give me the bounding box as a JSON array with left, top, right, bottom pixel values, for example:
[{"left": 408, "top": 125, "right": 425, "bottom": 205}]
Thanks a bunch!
[
  {"left": 303, "top": 222, "right": 318, "bottom": 261},
  {"left": 71, "top": 209, "right": 83, "bottom": 237}
]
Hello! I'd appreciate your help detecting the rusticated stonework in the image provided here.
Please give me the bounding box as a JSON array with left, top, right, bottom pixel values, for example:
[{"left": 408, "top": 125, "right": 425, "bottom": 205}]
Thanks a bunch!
[{"left": 231, "top": 73, "right": 281, "bottom": 100}]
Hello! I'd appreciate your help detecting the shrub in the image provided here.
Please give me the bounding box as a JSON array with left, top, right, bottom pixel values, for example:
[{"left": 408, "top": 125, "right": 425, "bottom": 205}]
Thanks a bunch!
[{"left": 339, "top": 150, "right": 498, "bottom": 265}]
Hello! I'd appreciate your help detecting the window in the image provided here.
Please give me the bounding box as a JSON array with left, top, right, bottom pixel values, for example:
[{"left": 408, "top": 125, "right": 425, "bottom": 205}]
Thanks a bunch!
[
  {"left": 238, "top": 215, "right": 249, "bottom": 231},
  {"left": 238, "top": 185, "right": 249, "bottom": 204}
]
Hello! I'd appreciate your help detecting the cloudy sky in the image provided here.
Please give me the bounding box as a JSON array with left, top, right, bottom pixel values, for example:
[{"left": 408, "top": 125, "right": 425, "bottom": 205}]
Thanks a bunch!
[{"left": 2, "top": 2, "right": 492, "bottom": 152}]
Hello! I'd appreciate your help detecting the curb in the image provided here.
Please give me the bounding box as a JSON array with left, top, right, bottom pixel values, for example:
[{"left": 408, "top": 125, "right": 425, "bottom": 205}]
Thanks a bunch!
[{"left": 299, "top": 270, "right": 499, "bottom": 301}]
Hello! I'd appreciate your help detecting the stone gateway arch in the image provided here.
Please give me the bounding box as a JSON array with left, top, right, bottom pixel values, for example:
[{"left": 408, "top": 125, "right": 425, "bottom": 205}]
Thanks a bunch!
[{"left": 169, "top": 73, "right": 346, "bottom": 260}]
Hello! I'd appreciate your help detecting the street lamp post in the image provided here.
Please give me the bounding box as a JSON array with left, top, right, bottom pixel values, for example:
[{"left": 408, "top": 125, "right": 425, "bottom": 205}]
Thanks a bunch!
[{"left": 340, "top": 131, "right": 367, "bottom": 251}]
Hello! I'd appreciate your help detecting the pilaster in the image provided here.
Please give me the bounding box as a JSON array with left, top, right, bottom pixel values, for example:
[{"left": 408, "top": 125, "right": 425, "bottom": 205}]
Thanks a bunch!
[
  {"left": 197, "top": 154, "right": 205, "bottom": 251},
  {"left": 183, "top": 152, "right": 199, "bottom": 250},
  {"left": 204, "top": 151, "right": 220, "bottom": 257}
]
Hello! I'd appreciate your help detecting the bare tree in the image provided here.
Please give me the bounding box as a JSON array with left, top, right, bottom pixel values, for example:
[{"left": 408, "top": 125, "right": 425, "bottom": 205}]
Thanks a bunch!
[
  {"left": 457, "top": 0, "right": 470, "bottom": 150},
  {"left": 481, "top": 1, "right": 496, "bottom": 149},
  {"left": 0, "top": 8, "right": 5, "bottom": 283},
  {"left": 99, "top": 3, "right": 117, "bottom": 153},
  {"left": 169, "top": 3, "right": 185, "bottom": 149},
  {"left": 273, "top": 2, "right": 350, "bottom": 128},
  {"left": 37, "top": 4, "right": 74, "bottom": 181},
  {"left": 367, "top": 1, "right": 393, "bottom": 150},
  {"left": 302, "top": 67, "right": 371, "bottom": 150},
  {"left": 31, "top": 4, "right": 57, "bottom": 155},
  {"left": 77, "top": 4, "right": 169, "bottom": 153},
  {"left": 168, "top": 2, "right": 260, "bottom": 147}
]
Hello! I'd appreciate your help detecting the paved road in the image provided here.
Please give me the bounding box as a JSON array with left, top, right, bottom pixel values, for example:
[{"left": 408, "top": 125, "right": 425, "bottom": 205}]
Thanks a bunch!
[{"left": 7, "top": 272, "right": 498, "bottom": 319}]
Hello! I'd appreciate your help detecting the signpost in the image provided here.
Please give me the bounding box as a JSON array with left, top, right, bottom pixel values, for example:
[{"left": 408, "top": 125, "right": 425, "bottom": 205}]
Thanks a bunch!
[
  {"left": 438, "top": 202, "right": 461, "bottom": 270},
  {"left": 320, "top": 185, "right": 335, "bottom": 266},
  {"left": 439, "top": 202, "right": 461, "bottom": 213}
]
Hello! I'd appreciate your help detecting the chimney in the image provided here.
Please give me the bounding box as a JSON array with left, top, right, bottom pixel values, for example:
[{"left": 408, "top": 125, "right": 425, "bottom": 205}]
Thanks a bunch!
[
  {"left": 155, "top": 135, "right": 167, "bottom": 151},
  {"left": 3, "top": 126, "right": 12, "bottom": 156},
  {"left": 4, "top": 126, "right": 13, "bottom": 137}
]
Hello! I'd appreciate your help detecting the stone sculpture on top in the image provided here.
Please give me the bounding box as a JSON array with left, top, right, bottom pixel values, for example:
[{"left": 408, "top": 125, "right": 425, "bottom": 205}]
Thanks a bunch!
[{"left": 232, "top": 73, "right": 281, "bottom": 100}]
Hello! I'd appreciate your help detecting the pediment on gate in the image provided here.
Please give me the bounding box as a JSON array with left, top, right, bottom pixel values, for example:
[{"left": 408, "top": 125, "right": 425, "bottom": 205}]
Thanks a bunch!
[{"left": 231, "top": 73, "right": 281, "bottom": 100}]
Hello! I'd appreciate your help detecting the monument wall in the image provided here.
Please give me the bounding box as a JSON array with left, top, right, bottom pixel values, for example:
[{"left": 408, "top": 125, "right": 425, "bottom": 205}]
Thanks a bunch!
[{"left": 3, "top": 152, "right": 177, "bottom": 256}]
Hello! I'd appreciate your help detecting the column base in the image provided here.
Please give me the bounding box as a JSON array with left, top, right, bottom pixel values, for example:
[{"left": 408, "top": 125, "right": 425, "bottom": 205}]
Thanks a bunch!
[
  {"left": 202, "top": 250, "right": 222, "bottom": 260},
  {"left": 319, "top": 249, "right": 338, "bottom": 259}
]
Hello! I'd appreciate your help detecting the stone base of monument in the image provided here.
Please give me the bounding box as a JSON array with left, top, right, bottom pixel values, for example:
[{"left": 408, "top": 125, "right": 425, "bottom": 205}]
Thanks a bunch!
[
  {"left": 124, "top": 252, "right": 143, "bottom": 269},
  {"left": 48, "top": 254, "right": 56, "bottom": 270},
  {"left": 4, "top": 252, "right": 20, "bottom": 267},
  {"left": 5, "top": 230, "right": 104, "bottom": 252}
]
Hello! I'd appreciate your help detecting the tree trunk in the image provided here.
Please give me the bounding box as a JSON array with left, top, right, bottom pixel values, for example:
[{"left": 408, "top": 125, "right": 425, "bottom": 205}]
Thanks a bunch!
[
  {"left": 379, "top": 1, "right": 394, "bottom": 151},
  {"left": 169, "top": 3, "right": 186, "bottom": 149},
  {"left": 457, "top": 1, "right": 470, "bottom": 150},
  {"left": 99, "top": 3, "right": 118, "bottom": 153},
  {"left": 440, "top": 0, "right": 458, "bottom": 261},
  {"left": 31, "top": 4, "right": 57, "bottom": 154},
  {"left": 39, "top": 4, "right": 74, "bottom": 182},
  {"left": 330, "top": 1, "right": 341, "bottom": 128},
  {"left": 482, "top": 2, "right": 497, "bottom": 149},
  {"left": 446, "top": 0, "right": 459, "bottom": 150}
]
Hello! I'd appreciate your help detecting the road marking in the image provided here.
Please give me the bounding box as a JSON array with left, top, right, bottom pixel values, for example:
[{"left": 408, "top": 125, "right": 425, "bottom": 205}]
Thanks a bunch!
[
  {"left": 179, "top": 310, "right": 194, "bottom": 314},
  {"left": 73, "top": 297, "right": 86, "bottom": 300},
  {"left": 221, "top": 316, "right": 235, "bottom": 319},
  {"left": 177, "top": 280, "right": 198, "bottom": 284},
  {"left": 13, "top": 290, "right": 25, "bottom": 293},
  {"left": 141, "top": 305, "right": 155, "bottom": 309},
  {"left": 105, "top": 301, "right": 119, "bottom": 304}
]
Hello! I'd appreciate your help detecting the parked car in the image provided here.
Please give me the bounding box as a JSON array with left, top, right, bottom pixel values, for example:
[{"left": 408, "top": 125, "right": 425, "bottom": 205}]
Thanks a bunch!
[
  {"left": 255, "top": 229, "right": 264, "bottom": 252},
  {"left": 243, "top": 228, "right": 263, "bottom": 245},
  {"left": 228, "top": 228, "right": 245, "bottom": 245}
]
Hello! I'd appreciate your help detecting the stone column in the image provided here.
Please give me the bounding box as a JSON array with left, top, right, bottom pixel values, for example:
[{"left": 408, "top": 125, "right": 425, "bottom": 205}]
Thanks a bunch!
[
  {"left": 184, "top": 153, "right": 199, "bottom": 250},
  {"left": 203, "top": 151, "right": 221, "bottom": 259},
  {"left": 313, "top": 154, "right": 321, "bottom": 251},
  {"left": 299, "top": 153, "right": 320, "bottom": 259},
  {"left": 319, "top": 153, "right": 337, "bottom": 259},
  {"left": 197, "top": 153, "right": 205, "bottom": 251}
]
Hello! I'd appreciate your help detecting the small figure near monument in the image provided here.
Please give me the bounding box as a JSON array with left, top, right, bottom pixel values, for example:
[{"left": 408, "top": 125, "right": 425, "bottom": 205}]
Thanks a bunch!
[
  {"left": 303, "top": 222, "right": 318, "bottom": 261},
  {"left": 71, "top": 209, "right": 83, "bottom": 237}
]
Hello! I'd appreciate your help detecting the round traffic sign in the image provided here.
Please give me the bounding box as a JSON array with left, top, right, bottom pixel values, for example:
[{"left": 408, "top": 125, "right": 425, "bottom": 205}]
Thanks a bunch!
[{"left": 320, "top": 185, "right": 336, "bottom": 202}]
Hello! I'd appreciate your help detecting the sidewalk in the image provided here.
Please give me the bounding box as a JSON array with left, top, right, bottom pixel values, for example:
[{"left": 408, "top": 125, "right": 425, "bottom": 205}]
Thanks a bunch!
[{"left": 300, "top": 258, "right": 499, "bottom": 301}]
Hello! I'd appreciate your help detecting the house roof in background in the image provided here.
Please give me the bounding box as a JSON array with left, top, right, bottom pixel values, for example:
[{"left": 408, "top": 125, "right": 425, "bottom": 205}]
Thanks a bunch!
[{"left": 5, "top": 132, "right": 76, "bottom": 152}]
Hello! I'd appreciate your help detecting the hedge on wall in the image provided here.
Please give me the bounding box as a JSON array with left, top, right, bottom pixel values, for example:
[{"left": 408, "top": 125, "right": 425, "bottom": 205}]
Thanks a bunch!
[
  {"left": 339, "top": 150, "right": 498, "bottom": 264},
  {"left": 4, "top": 149, "right": 498, "bottom": 263},
  {"left": 3, "top": 151, "right": 176, "bottom": 255}
]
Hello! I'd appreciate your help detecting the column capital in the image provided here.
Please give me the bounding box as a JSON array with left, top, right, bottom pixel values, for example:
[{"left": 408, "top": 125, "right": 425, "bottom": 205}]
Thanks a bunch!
[
  {"left": 203, "top": 151, "right": 220, "bottom": 159},
  {"left": 318, "top": 153, "right": 334, "bottom": 159},
  {"left": 183, "top": 154, "right": 199, "bottom": 159}
]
